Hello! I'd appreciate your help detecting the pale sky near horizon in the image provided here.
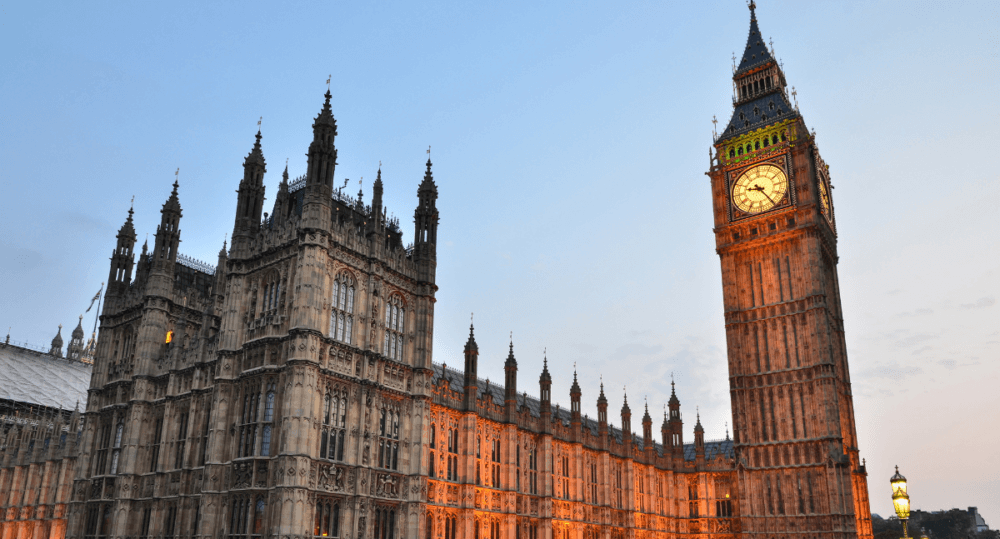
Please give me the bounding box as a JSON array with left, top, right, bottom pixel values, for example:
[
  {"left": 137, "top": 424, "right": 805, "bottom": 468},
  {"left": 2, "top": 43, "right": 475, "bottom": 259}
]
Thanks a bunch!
[{"left": 1, "top": 0, "right": 997, "bottom": 524}]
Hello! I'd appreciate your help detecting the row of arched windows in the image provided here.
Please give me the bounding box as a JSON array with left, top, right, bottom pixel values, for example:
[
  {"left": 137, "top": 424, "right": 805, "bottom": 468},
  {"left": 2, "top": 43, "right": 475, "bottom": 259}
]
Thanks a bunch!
[
  {"left": 727, "top": 130, "right": 788, "bottom": 159},
  {"left": 383, "top": 295, "right": 405, "bottom": 361}
]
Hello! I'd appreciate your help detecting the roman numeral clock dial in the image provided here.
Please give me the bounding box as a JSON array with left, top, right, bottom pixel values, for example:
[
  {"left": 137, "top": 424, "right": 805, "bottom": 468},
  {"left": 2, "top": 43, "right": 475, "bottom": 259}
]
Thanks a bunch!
[{"left": 732, "top": 164, "right": 788, "bottom": 214}]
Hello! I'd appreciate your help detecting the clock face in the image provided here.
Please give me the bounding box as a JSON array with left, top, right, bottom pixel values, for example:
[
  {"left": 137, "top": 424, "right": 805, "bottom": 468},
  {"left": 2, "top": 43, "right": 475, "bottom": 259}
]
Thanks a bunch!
[
  {"left": 732, "top": 164, "right": 788, "bottom": 214},
  {"left": 818, "top": 180, "right": 832, "bottom": 220}
]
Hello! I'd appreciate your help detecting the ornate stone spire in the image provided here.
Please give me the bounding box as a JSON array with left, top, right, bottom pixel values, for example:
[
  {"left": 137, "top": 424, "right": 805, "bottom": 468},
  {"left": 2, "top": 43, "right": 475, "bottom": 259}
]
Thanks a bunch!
[{"left": 49, "top": 325, "right": 63, "bottom": 357}]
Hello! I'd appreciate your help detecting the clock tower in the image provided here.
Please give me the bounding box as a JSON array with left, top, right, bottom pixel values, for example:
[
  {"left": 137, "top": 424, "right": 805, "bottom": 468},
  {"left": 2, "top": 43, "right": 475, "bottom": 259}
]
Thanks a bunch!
[{"left": 708, "top": 4, "right": 873, "bottom": 538}]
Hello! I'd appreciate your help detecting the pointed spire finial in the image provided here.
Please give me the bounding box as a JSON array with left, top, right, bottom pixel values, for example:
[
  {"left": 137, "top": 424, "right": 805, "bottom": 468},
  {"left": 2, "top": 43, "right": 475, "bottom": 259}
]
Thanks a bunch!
[{"left": 326, "top": 74, "right": 331, "bottom": 91}]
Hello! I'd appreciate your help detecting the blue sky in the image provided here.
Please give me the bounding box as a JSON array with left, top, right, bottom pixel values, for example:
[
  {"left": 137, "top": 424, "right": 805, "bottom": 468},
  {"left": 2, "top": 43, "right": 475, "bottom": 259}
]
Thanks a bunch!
[{"left": 1, "top": 0, "right": 998, "bottom": 522}]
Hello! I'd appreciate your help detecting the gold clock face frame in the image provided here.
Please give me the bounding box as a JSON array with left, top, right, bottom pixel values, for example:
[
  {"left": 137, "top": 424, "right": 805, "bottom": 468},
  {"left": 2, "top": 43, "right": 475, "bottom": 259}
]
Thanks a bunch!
[
  {"left": 731, "top": 164, "right": 788, "bottom": 214},
  {"left": 818, "top": 179, "right": 832, "bottom": 220}
]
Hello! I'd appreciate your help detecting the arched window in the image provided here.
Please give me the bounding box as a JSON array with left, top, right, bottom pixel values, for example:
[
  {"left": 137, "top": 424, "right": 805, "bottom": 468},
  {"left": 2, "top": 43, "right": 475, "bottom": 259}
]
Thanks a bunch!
[
  {"left": 239, "top": 379, "right": 276, "bottom": 457},
  {"left": 261, "top": 273, "right": 281, "bottom": 313},
  {"left": 314, "top": 499, "right": 341, "bottom": 538},
  {"left": 321, "top": 389, "right": 347, "bottom": 462},
  {"left": 261, "top": 385, "right": 276, "bottom": 456},
  {"left": 329, "top": 273, "right": 355, "bottom": 344},
  {"left": 373, "top": 507, "right": 397, "bottom": 539},
  {"left": 377, "top": 405, "right": 400, "bottom": 470},
  {"left": 429, "top": 424, "right": 436, "bottom": 477},
  {"left": 252, "top": 498, "right": 266, "bottom": 539},
  {"left": 383, "top": 295, "right": 405, "bottom": 361},
  {"left": 110, "top": 423, "right": 123, "bottom": 474},
  {"left": 729, "top": 148, "right": 735, "bottom": 158}
]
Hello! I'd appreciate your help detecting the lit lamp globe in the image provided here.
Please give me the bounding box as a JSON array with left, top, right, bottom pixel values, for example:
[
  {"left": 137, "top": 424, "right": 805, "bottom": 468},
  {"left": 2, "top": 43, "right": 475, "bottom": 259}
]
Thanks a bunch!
[{"left": 890, "top": 466, "right": 911, "bottom": 538}]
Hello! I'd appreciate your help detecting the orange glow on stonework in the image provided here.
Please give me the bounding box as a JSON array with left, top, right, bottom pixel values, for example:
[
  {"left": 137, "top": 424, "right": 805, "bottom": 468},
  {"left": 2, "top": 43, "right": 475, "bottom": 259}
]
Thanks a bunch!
[{"left": 165, "top": 331, "right": 174, "bottom": 344}]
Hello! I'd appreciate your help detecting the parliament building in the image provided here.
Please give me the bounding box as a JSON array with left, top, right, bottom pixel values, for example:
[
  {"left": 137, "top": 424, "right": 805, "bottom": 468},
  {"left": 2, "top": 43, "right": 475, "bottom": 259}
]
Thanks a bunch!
[{"left": 0, "top": 5, "right": 873, "bottom": 539}]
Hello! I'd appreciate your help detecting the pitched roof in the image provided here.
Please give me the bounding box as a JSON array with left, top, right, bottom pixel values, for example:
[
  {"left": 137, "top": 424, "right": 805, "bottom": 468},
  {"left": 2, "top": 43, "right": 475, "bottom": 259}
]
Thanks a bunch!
[
  {"left": 736, "top": 7, "right": 773, "bottom": 76},
  {"left": 0, "top": 343, "right": 91, "bottom": 410}
]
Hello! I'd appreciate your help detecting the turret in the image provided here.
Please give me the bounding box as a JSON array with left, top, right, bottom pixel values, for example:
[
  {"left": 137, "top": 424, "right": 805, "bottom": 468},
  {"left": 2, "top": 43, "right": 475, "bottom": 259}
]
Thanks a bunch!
[
  {"left": 67, "top": 315, "right": 85, "bottom": 360},
  {"left": 642, "top": 401, "right": 653, "bottom": 457},
  {"left": 371, "top": 167, "right": 385, "bottom": 234},
  {"left": 661, "top": 406, "right": 670, "bottom": 452},
  {"left": 107, "top": 206, "right": 137, "bottom": 300},
  {"left": 303, "top": 91, "right": 337, "bottom": 229},
  {"left": 213, "top": 240, "right": 228, "bottom": 302},
  {"left": 413, "top": 158, "right": 439, "bottom": 283},
  {"left": 621, "top": 391, "right": 632, "bottom": 455},
  {"left": 272, "top": 162, "right": 292, "bottom": 223},
  {"left": 504, "top": 337, "right": 518, "bottom": 421},
  {"left": 694, "top": 410, "right": 705, "bottom": 463},
  {"left": 597, "top": 381, "right": 608, "bottom": 435},
  {"left": 49, "top": 325, "right": 64, "bottom": 357},
  {"left": 463, "top": 323, "right": 478, "bottom": 411},
  {"left": 668, "top": 379, "right": 683, "bottom": 460},
  {"left": 152, "top": 179, "right": 182, "bottom": 270},
  {"left": 232, "top": 130, "right": 267, "bottom": 257},
  {"left": 539, "top": 353, "right": 552, "bottom": 432}
]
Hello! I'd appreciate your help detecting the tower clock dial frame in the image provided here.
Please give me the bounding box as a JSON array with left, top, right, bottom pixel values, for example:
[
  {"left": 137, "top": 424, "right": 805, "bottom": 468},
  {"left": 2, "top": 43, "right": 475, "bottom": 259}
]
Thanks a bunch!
[{"left": 725, "top": 153, "right": 795, "bottom": 222}]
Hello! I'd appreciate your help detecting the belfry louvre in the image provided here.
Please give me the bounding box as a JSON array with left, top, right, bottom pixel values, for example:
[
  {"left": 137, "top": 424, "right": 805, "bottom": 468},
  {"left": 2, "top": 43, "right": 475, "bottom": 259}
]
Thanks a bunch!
[{"left": 0, "top": 6, "right": 872, "bottom": 539}]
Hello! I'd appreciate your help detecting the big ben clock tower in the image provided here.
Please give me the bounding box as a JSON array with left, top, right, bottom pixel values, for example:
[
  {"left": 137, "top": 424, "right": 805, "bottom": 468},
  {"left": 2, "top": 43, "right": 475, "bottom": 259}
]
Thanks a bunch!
[{"left": 708, "top": 4, "right": 873, "bottom": 538}]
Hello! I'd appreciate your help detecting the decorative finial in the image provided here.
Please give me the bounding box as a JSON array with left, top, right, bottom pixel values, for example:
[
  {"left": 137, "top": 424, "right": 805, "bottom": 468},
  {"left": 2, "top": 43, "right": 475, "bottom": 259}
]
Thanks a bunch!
[
  {"left": 748, "top": 0, "right": 756, "bottom": 13},
  {"left": 130, "top": 195, "right": 134, "bottom": 210},
  {"left": 427, "top": 145, "right": 431, "bottom": 158},
  {"left": 174, "top": 167, "right": 180, "bottom": 187},
  {"left": 326, "top": 75, "right": 331, "bottom": 91},
  {"left": 257, "top": 116, "right": 262, "bottom": 131}
]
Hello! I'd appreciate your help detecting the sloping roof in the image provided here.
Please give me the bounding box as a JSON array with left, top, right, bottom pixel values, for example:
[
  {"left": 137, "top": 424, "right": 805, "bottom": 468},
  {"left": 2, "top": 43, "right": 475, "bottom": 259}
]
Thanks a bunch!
[
  {"left": 736, "top": 9, "right": 773, "bottom": 76},
  {"left": 719, "top": 92, "right": 797, "bottom": 142},
  {"left": 0, "top": 343, "right": 91, "bottom": 410},
  {"left": 430, "top": 363, "right": 734, "bottom": 462}
]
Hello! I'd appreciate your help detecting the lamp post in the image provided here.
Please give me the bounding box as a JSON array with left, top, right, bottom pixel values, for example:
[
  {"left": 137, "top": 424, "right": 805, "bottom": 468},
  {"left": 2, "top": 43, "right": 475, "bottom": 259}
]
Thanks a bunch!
[{"left": 890, "top": 466, "right": 911, "bottom": 539}]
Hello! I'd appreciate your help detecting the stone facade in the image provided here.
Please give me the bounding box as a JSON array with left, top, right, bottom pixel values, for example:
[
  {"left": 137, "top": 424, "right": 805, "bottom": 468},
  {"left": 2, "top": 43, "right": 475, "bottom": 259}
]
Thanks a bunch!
[{"left": 0, "top": 6, "right": 874, "bottom": 539}]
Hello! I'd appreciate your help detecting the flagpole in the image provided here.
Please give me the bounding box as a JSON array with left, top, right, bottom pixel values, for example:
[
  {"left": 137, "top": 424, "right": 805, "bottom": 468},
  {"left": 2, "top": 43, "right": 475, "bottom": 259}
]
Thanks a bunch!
[{"left": 91, "top": 283, "right": 104, "bottom": 336}]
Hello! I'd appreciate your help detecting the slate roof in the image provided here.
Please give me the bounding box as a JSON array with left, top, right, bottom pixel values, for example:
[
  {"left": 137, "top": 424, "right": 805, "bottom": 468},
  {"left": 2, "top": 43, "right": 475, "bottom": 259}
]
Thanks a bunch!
[
  {"left": 0, "top": 343, "right": 91, "bottom": 411},
  {"left": 719, "top": 92, "right": 797, "bottom": 143},
  {"left": 430, "top": 363, "right": 734, "bottom": 462},
  {"left": 736, "top": 8, "right": 772, "bottom": 76}
]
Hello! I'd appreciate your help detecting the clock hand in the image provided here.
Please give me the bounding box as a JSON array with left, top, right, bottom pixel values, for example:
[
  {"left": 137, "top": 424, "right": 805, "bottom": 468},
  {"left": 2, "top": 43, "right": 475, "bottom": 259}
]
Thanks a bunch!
[{"left": 750, "top": 184, "right": 776, "bottom": 204}]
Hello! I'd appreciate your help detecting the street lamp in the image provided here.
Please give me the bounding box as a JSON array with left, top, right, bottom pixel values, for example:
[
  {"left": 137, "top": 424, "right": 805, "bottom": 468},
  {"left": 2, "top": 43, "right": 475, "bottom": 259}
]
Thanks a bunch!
[{"left": 890, "top": 466, "right": 911, "bottom": 538}]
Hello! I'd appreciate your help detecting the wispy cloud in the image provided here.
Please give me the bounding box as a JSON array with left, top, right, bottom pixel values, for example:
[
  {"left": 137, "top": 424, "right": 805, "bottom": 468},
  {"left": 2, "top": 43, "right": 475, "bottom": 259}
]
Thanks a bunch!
[
  {"left": 960, "top": 296, "right": 996, "bottom": 309},
  {"left": 896, "top": 308, "right": 934, "bottom": 317},
  {"left": 860, "top": 361, "right": 922, "bottom": 381}
]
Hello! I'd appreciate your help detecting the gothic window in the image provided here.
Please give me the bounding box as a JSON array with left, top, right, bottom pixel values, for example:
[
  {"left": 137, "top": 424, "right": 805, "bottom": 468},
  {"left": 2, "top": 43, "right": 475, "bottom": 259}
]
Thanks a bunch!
[
  {"left": 174, "top": 411, "right": 188, "bottom": 469},
  {"left": 321, "top": 389, "right": 347, "bottom": 462},
  {"left": 715, "top": 477, "right": 734, "bottom": 517},
  {"left": 109, "top": 423, "right": 123, "bottom": 475},
  {"left": 528, "top": 448, "right": 538, "bottom": 495},
  {"left": 261, "top": 273, "right": 281, "bottom": 313},
  {"left": 446, "top": 427, "right": 458, "bottom": 481},
  {"left": 444, "top": 515, "right": 457, "bottom": 539},
  {"left": 378, "top": 405, "right": 400, "bottom": 470},
  {"left": 372, "top": 507, "right": 397, "bottom": 539},
  {"left": 261, "top": 386, "right": 275, "bottom": 455},
  {"left": 637, "top": 474, "right": 645, "bottom": 512},
  {"left": 329, "top": 274, "right": 355, "bottom": 344},
  {"left": 84, "top": 503, "right": 112, "bottom": 539},
  {"left": 93, "top": 418, "right": 113, "bottom": 476},
  {"left": 383, "top": 295, "right": 405, "bottom": 361},
  {"left": 614, "top": 466, "right": 623, "bottom": 509},
  {"left": 139, "top": 507, "right": 151, "bottom": 538},
  {"left": 490, "top": 438, "right": 501, "bottom": 487},
  {"left": 229, "top": 496, "right": 266, "bottom": 539},
  {"left": 425, "top": 515, "right": 433, "bottom": 539},
  {"left": 489, "top": 519, "right": 500, "bottom": 539},
  {"left": 560, "top": 455, "right": 570, "bottom": 499},
  {"left": 150, "top": 418, "right": 163, "bottom": 472},
  {"left": 772, "top": 134, "right": 779, "bottom": 145},
  {"left": 429, "top": 424, "right": 436, "bottom": 477},
  {"left": 729, "top": 148, "right": 735, "bottom": 158},
  {"left": 688, "top": 483, "right": 699, "bottom": 517},
  {"left": 589, "top": 462, "right": 598, "bottom": 504},
  {"left": 755, "top": 140, "right": 760, "bottom": 150},
  {"left": 314, "top": 499, "right": 341, "bottom": 538},
  {"left": 239, "top": 380, "right": 276, "bottom": 458},
  {"left": 164, "top": 504, "right": 177, "bottom": 539}
]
